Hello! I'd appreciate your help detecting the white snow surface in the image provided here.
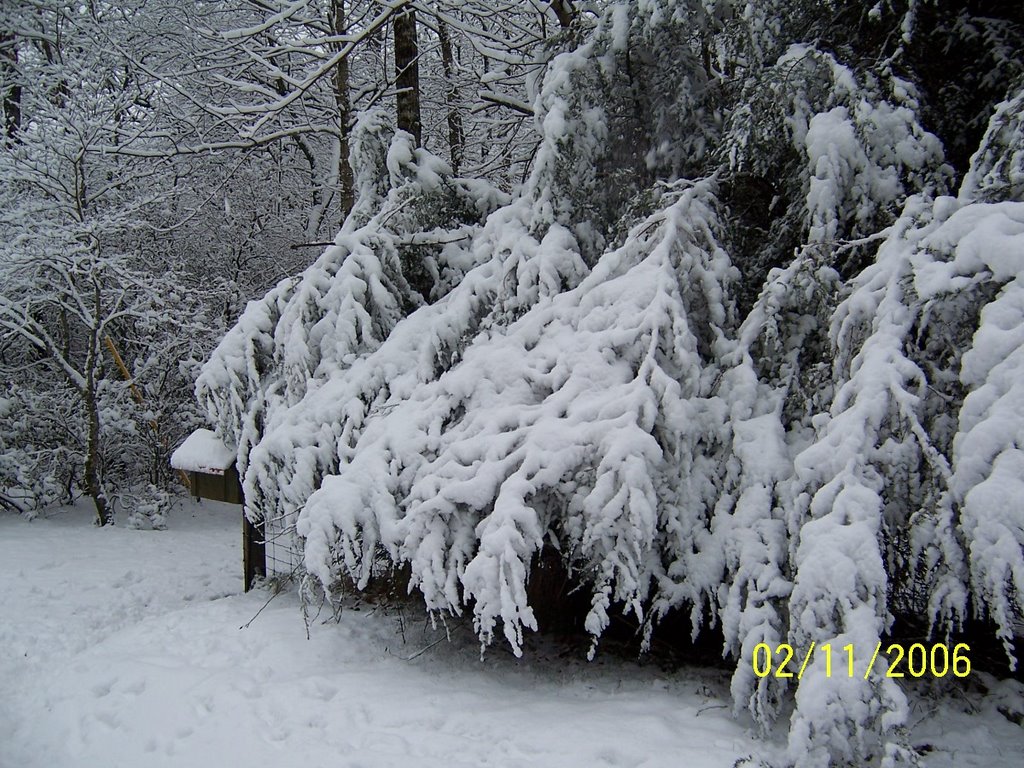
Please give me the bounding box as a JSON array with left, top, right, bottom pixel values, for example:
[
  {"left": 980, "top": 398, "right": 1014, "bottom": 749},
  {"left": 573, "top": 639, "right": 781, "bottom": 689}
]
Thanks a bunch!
[
  {"left": 0, "top": 501, "right": 754, "bottom": 768},
  {"left": 3, "top": 502, "right": 1024, "bottom": 767},
  {"left": 169, "top": 429, "right": 235, "bottom": 474}
]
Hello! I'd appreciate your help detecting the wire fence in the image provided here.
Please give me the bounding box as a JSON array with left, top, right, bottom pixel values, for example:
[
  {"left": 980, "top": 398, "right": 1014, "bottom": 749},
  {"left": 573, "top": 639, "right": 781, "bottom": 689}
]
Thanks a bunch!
[{"left": 262, "top": 508, "right": 302, "bottom": 581}]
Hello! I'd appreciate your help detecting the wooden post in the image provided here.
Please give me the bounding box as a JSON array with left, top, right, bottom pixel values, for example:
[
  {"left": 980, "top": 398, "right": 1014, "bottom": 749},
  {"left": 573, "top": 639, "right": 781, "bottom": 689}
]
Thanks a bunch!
[{"left": 243, "top": 511, "right": 266, "bottom": 592}]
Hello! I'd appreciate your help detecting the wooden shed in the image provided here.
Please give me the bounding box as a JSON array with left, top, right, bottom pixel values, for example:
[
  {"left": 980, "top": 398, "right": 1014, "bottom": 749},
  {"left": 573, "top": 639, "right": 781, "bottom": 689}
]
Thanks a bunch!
[{"left": 171, "top": 429, "right": 265, "bottom": 591}]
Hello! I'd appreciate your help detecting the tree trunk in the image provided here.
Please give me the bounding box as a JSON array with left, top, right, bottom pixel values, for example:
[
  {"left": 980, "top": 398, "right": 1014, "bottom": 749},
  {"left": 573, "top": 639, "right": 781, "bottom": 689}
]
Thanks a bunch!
[
  {"left": 331, "top": 0, "right": 354, "bottom": 220},
  {"left": 393, "top": 7, "right": 421, "bottom": 145},
  {"left": 83, "top": 381, "right": 111, "bottom": 526},
  {"left": 437, "top": 15, "right": 464, "bottom": 174},
  {"left": 85, "top": 279, "right": 111, "bottom": 526},
  {"left": 547, "top": 0, "right": 575, "bottom": 29}
]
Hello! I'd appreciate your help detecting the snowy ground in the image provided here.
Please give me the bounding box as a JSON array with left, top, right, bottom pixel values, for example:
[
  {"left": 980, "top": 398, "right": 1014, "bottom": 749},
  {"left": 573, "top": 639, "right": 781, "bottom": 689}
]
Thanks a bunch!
[{"left": 1, "top": 501, "right": 1022, "bottom": 768}]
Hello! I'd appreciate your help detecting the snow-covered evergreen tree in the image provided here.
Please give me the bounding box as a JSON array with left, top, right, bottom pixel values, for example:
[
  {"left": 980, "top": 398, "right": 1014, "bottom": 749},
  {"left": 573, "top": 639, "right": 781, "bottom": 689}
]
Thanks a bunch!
[{"left": 195, "top": 2, "right": 1024, "bottom": 766}]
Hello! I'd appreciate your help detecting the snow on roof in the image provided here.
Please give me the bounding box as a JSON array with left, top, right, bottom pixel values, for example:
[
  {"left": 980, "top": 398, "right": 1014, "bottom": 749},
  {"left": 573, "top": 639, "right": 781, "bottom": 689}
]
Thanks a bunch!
[{"left": 170, "top": 429, "right": 236, "bottom": 475}]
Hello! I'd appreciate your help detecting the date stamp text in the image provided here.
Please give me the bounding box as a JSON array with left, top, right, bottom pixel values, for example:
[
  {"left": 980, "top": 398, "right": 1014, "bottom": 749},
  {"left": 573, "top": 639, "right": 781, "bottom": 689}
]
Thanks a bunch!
[{"left": 751, "top": 642, "right": 971, "bottom": 680}]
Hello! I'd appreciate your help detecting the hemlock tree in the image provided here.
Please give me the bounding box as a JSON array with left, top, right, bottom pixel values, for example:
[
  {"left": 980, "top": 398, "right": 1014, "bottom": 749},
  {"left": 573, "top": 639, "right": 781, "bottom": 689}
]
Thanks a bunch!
[
  {"left": 196, "top": 2, "right": 1024, "bottom": 765},
  {"left": 199, "top": 2, "right": 1024, "bottom": 765}
]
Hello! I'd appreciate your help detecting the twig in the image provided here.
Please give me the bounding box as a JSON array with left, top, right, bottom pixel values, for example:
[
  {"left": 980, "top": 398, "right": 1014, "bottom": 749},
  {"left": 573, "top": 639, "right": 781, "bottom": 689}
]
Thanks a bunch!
[
  {"left": 405, "top": 635, "right": 449, "bottom": 661},
  {"left": 696, "top": 703, "right": 729, "bottom": 717},
  {"left": 397, "top": 233, "right": 472, "bottom": 247},
  {"left": 290, "top": 241, "right": 336, "bottom": 249},
  {"left": 239, "top": 580, "right": 283, "bottom": 629}
]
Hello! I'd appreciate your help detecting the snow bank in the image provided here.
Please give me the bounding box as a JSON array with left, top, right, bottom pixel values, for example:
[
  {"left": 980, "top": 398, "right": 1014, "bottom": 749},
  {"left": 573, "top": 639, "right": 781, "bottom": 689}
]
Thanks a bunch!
[{"left": 0, "top": 503, "right": 757, "bottom": 768}]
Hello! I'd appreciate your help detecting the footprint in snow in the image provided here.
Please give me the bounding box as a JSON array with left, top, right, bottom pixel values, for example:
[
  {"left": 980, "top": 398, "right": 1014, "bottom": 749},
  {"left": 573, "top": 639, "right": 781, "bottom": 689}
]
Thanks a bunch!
[
  {"left": 122, "top": 679, "right": 146, "bottom": 696},
  {"left": 303, "top": 679, "right": 338, "bottom": 702},
  {"left": 194, "top": 694, "right": 214, "bottom": 715},
  {"left": 90, "top": 679, "right": 115, "bottom": 698},
  {"left": 93, "top": 710, "right": 120, "bottom": 729}
]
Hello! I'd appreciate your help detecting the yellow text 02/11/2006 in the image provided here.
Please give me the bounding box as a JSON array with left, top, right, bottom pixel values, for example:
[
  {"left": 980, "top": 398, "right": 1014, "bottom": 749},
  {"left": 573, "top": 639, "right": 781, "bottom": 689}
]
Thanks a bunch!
[{"left": 751, "top": 642, "right": 972, "bottom": 680}]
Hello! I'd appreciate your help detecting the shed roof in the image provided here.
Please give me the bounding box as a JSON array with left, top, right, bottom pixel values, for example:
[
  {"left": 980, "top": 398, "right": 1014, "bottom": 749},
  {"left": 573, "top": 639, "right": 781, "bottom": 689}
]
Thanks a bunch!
[{"left": 170, "top": 429, "right": 236, "bottom": 475}]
